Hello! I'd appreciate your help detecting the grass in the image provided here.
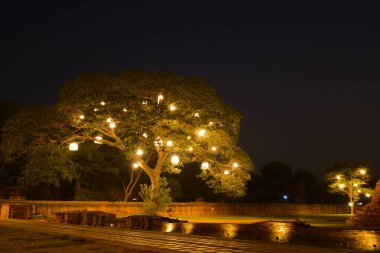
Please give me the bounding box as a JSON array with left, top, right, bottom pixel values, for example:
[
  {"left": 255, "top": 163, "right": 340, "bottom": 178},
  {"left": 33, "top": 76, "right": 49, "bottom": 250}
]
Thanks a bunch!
[{"left": 172, "top": 214, "right": 352, "bottom": 228}]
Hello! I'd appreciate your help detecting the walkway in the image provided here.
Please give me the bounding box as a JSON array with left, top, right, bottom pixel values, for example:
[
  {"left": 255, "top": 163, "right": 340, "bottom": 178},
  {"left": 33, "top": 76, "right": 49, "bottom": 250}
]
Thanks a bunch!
[{"left": 0, "top": 219, "right": 356, "bottom": 253}]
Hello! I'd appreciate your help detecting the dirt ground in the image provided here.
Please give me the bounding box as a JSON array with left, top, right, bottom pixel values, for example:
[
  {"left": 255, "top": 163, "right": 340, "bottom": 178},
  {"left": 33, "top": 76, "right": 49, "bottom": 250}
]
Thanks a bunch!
[{"left": 0, "top": 226, "right": 158, "bottom": 253}]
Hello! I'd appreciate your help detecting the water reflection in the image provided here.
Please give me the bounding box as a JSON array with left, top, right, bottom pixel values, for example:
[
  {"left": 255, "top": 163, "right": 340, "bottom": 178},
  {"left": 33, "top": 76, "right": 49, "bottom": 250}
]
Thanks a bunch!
[
  {"left": 221, "top": 224, "right": 239, "bottom": 239},
  {"left": 269, "top": 222, "right": 291, "bottom": 242}
]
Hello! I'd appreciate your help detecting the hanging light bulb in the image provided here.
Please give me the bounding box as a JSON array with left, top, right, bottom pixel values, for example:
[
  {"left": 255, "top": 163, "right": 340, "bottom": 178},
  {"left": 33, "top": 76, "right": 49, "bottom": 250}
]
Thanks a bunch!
[
  {"left": 359, "top": 169, "right": 366, "bottom": 175},
  {"left": 353, "top": 183, "right": 358, "bottom": 187},
  {"left": 157, "top": 94, "right": 164, "bottom": 104},
  {"left": 348, "top": 202, "right": 353, "bottom": 207},
  {"left": 171, "top": 155, "right": 180, "bottom": 165},
  {"left": 187, "top": 136, "right": 191, "bottom": 140},
  {"left": 366, "top": 193, "right": 371, "bottom": 198},
  {"left": 208, "top": 121, "right": 214, "bottom": 126},
  {"left": 133, "top": 163, "right": 139, "bottom": 169},
  {"left": 224, "top": 170, "right": 230, "bottom": 175},
  {"left": 143, "top": 133, "right": 148, "bottom": 138},
  {"left": 94, "top": 136, "right": 102, "bottom": 144},
  {"left": 232, "top": 162, "right": 239, "bottom": 168},
  {"left": 167, "top": 140, "right": 173, "bottom": 147},
  {"left": 79, "top": 115, "right": 85, "bottom": 119},
  {"left": 123, "top": 108, "right": 128, "bottom": 112},
  {"left": 69, "top": 142, "right": 78, "bottom": 151},
  {"left": 211, "top": 146, "right": 217, "bottom": 152},
  {"left": 94, "top": 108, "right": 99, "bottom": 112},
  {"left": 339, "top": 184, "right": 345, "bottom": 189},
  {"left": 100, "top": 101, "right": 105, "bottom": 106},
  {"left": 358, "top": 189, "right": 362, "bottom": 193},
  {"left": 188, "top": 147, "right": 193, "bottom": 152},
  {"left": 109, "top": 122, "right": 116, "bottom": 128},
  {"left": 201, "top": 162, "right": 209, "bottom": 170},
  {"left": 198, "top": 129, "right": 206, "bottom": 137},
  {"left": 194, "top": 112, "right": 200, "bottom": 118},
  {"left": 136, "top": 149, "right": 143, "bottom": 156},
  {"left": 169, "top": 104, "right": 176, "bottom": 111},
  {"left": 106, "top": 118, "right": 112, "bottom": 123},
  {"left": 336, "top": 175, "right": 341, "bottom": 180}
]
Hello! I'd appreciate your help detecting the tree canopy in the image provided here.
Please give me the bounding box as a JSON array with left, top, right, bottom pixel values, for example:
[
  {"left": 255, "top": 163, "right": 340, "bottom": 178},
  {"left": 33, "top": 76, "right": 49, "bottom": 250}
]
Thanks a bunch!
[{"left": 1, "top": 71, "right": 253, "bottom": 200}]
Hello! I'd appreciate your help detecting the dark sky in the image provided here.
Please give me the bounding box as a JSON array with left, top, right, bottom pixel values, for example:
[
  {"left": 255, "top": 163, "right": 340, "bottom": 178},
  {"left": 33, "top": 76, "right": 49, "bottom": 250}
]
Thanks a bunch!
[{"left": 1, "top": 1, "right": 379, "bottom": 177}]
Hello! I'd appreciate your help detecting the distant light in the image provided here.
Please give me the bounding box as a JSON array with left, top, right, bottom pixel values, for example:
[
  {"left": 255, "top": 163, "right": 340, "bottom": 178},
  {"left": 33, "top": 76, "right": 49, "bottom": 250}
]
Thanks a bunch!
[
  {"left": 167, "top": 140, "right": 173, "bottom": 147},
  {"left": 201, "top": 162, "right": 209, "bottom": 170},
  {"left": 188, "top": 147, "right": 193, "bottom": 152},
  {"left": 283, "top": 195, "right": 288, "bottom": 200},
  {"left": 79, "top": 115, "right": 85, "bottom": 119},
  {"left": 194, "top": 113, "right": 200, "bottom": 118},
  {"left": 169, "top": 105, "right": 176, "bottom": 111},
  {"left": 360, "top": 169, "right": 366, "bottom": 175},
  {"left": 198, "top": 129, "right": 206, "bottom": 137},
  {"left": 357, "top": 189, "right": 362, "bottom": 193},
  {"left": 133, "top": 163, "right": 139, "bottom": 169},
  {"left": 123, "top": 108, "right": 128, "bottom": 112},
  {"left": 208, "top": 121, "right": 214, "bottom": 126},
  {"left": 366, "top": 193, "right": 371, "bottom": 198},
  {"left": 171, "top": 155, "right": 180, "bottom": 165},
  {"left": 232, "top": 162, "right": 239, "bottom": 168},
  {"left": 336, "top": 175, "right": 341, "bottom": 180},
  {"left": 187, "top": 136, "right": 191, "bottom": 140},
  {"left": 69, "top": 142, "right": 78, "bottom": 151},
  {"left": 106, "top": 118, "right": 112, "bottom": 123},
  {"left": 94, "top": 108, "right": 99, "bottom": 112},
  {"left": 224, "top": 170, "right": 230, "bottom": 175},
  {"left": 109, "top": 122, "right": 116, "bottom": 128},
  {"left": 211, "top": 146, "right": 217, "bottom": 151},
  {"left": 339, "top": 184, "right": 345, "bottom": 189},
  {"left": 100, "top": 101, "right": 105, "bottom": 106},
  {"left": 358, "top": 202, "right": 363, "bottom": 206},
  {"left": 348, "top": 202, "right": 353, "bottom": 207},
  {"left": 143, "top": 133, "right": 148, "bottom": 138},
  {"left": 353, "top": 183, "right": 358, "bottom": 187},
  {"left": 136, "top": 149, "right": 143, "bottom": 156}
]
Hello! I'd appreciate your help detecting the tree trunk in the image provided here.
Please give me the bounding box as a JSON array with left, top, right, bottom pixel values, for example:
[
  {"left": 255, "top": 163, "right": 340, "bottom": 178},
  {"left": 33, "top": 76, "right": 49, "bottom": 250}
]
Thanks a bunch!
[
  {"left": 149, "top": 175, "right": 160, "bottom": 198},
  {"left": 123, "top": 191, "right": 131, "bottom": 202}
]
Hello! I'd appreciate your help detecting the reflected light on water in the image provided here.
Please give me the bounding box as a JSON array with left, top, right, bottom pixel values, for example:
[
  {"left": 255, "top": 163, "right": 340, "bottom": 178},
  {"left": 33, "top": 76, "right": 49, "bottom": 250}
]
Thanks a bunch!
[
  {"left": 182, "top": 223, "right": 194, "bottom": 234},
  {"left": 269, "top": 223, "right": 291, "bottom": 242},
  {"left": 352, "top": 230, "right": 380, "bottom": 251},
  {"left": 221, "top": 224, "right": 239, "bottom": 239}
]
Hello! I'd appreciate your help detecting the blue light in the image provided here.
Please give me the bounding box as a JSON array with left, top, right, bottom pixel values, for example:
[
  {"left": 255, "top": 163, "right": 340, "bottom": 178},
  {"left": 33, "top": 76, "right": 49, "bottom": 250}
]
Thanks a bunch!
[{"left": 283, "top": 195, "right": 288, "bottom": 200}]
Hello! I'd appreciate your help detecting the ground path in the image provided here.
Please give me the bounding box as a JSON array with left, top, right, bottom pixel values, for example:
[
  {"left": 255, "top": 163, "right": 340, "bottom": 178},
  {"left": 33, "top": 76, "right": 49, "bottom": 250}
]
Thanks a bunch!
[{"left": 0, "top": 219, "right": 359, "bottom": 253}]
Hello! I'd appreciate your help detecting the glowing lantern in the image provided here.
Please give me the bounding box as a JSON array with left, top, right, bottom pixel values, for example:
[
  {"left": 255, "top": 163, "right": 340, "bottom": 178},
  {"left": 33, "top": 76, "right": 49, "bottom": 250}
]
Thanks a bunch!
[
  {"left": 136, "top": 149, "right": 143, "bottom": 156},
  {"left": 69, "top": 142, "right": 78, "bottom": 151},
  {"left": 143, "top": 133, "right": 148, "bottom": 138},
  {"left": 106, "top": 118, "right": 112, "bottom": 123},
  {"left": 194, "top": 113, "right": 200, "bottom": 118},
  {"left": 100, "top": 101, "right": 105, "bottom": 106},
  {"left": 188, "top": 147, "right": 193, "bottom": 152},
  {"left": 353, "top": 183, "right": 358, "bottom": 187},
  {"left": 224, "top": 170, "right": 230, "bottom": 175},
  {"left": 123, "top": 108, "right": 128, "bottom": 112},
  {"left": 169, "top": 105, "right": 176, "bottom": 111},
  {"left": 359, "top": 169, "right": 366, "bottom": 175},
  {"left": 339, "top": 184, "right": 345, "bottom": 189},
  {"left": 198, "top": 129, "right": 206, "bottom": 137},
  {"left": 201, "top": 162, "right": 209, "bottom": 170},
  {"left": 167, "top": 140, "right": 173, "bottom": 147},
  {"left": 366, "top": 193, "right": 371, "bottom": 198},
  {"left": 133, "top": 163, "right": 139, "bottom": 169},
  {"left": 211, "top": 146, "right": 217, "bottom": 152},
  {"left": 109, "top": 122, "right": 116, "bottom": 128},
  {"left": 336, "top": 175, "right": 341, "bottom": 180},
  {"left": 171, "top": 155, "right": 180, "bottom": 165},
  {"left": 79, "top": 115, "right": 85, "bottom": 119},
  {"left": 348, "top": 202, "right": 353, "bottom": 207},
  {"left": 94, "top": 108, "right": 99, "bottom": 112}
]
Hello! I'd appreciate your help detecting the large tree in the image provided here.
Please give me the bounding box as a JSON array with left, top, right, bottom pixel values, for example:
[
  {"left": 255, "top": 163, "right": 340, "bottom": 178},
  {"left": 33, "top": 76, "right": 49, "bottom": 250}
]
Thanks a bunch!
[{"left": 2, "top": 71, "right": 253, "bottom": 200}]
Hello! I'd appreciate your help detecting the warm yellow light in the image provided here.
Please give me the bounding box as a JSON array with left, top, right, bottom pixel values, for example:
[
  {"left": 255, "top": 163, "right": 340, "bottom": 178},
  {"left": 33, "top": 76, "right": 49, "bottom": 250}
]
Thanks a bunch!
[
  {"left": 201, "top": 162, "right": 209, "bottom": 170},
  {"left": 188, "top": 147, "right": 193, "bottom": 152},
  {"left": 187, "top": 136, "right": 191, "bottom": 140},
  {"left": 208, "top": 121, "right": 214, "bottom": 126},
  {"left": 100, "top": 101, "right": 105, "bottom": 106},
  {"left": 357, "top": 189, "right": 362, "bottom": 193},
  {"left": 136, "top": 149, "right": 143, "bottom": 156},
  {"left": 157, "top": 94, "right": 164, "bottom": 103},
  {"left": 167, "top": 140, "right": 173, "bottom": 147},
  {"left": 211, "top": 146, "right": 217, "bottom": 151},
  {"left": 94, "top": 136, "right": 102, "bottom": 144},
  {"left": 233, "top": 162, "right": 239, "bottom": 168},
  {"left": 69, "top": 142, "right": 78, "bottom": 151},
  {"left": 339, "top": 184, "right": 345, "bottom": 189},
  {"left": 194, "top": 112, "right": 200, "bottom": 118},
  {"left": 336, "top": 175, "right": 341, "bottom": 180},
  {"left": 360, "top": 169, "right": 366, "bottom": 175},
  {"left": 366, "top": 193, "right": 371, "bottom": 198},
  {"left": 171, "top": 155, "right": 180, "bottom": 165},
  {"left": 354, "top": 183, "right": 358, "bottom": 187},
  {"left": 79, "top": 115, "right": 85, "bottom": 119},
  {"left": 348, "top": 202, "right": 353, "bottom": 207},
  {"left": 198, "top": 129, "right": 206, "bottom": 137},
  {"left": 169, "top": 105, "right": 176, "bottom": 111},
  {"left": 109, "top": 122, "right": 116, "bottom": 128},
  {"left": 123, "top": 108, "right": 127, "bottom": 112},
  {"left": 94, "top": 108, "right": 99, "bottom": 112},
  {"left": 143, "top": 133, "right": 148, "bottom": 138},
  {"left": 133, "top": 163, "right": 139, "bottom": 169},
  {"left": 106, "top": 118, "right": 112, "bottom": 123},
  {"left": 224, "top": 170, "right": 230, "bottom": 175}
]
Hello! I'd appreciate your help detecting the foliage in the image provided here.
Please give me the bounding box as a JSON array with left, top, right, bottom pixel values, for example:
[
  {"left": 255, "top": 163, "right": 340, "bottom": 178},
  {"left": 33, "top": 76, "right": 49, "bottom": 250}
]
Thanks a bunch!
[
  {"left": 139, "top": 177, "right": 172, "bottom": 215},
  {"left": 325, "top": 162, "right": 374, "bottom": 214}
]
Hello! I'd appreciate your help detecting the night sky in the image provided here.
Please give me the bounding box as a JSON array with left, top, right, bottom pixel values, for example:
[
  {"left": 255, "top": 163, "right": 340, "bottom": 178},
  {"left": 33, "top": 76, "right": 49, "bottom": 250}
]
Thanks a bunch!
[{"left": 1, "top": 2, "right": 379, "bottom": 177}]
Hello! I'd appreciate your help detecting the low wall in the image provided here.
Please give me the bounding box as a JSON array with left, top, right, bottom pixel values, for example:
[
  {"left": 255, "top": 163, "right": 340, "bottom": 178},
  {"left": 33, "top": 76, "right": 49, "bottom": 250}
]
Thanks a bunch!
[{"left": 0, "top": 200, "right": 352, "bottom": 219}]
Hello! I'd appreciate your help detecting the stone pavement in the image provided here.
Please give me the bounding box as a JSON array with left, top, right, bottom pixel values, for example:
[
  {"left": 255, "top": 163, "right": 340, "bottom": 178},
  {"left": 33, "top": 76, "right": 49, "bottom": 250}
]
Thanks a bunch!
[{"left": 0, "top": 219, "right": 357, "bottom": 253}]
